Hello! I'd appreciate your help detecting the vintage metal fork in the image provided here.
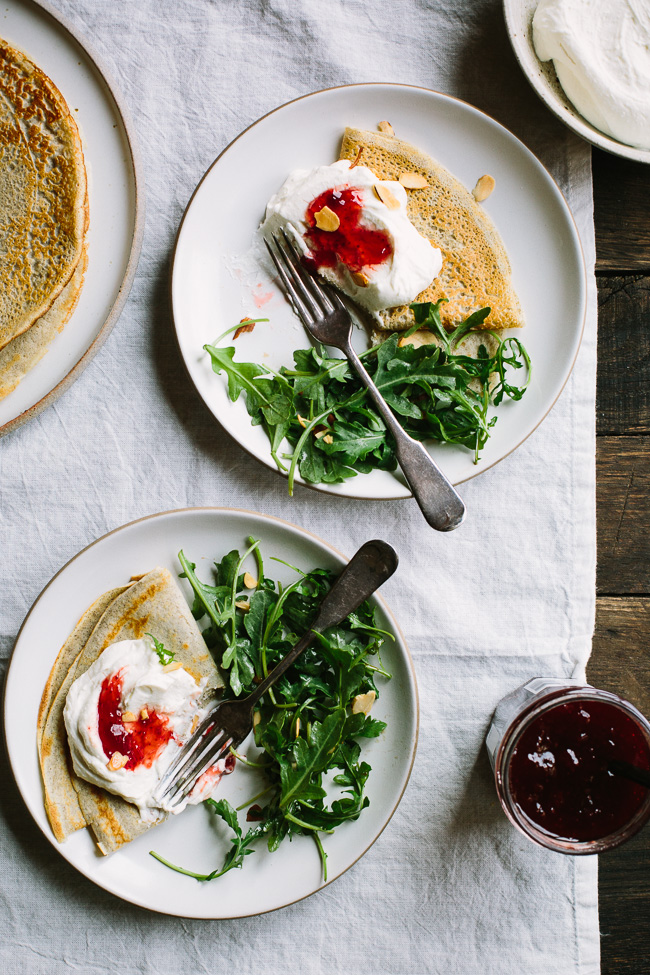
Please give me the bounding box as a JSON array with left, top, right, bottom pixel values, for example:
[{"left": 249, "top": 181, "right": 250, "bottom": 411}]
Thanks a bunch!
[
  {"left": 153, "top": 539, "right": 398, "bottom": 811},
  {"left": 265, "top": 230, "right": 466, "bottom": 532}
]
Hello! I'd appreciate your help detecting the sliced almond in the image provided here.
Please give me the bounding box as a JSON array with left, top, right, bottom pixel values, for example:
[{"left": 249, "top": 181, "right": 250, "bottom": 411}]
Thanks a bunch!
[
  {"left": 399, "top": 172, "right": 428, "bottom": 189},
  {"left": 161, "top": 661, "right": 182, "bottom": 673},
  {"left": 190, "top": 714, "right": 200, "bottom": 734},
  {"left": 234, "top": 317, "right": 256, "bottom": 339},
  {"left": 108, "top": 751, "right": 128, "bottom": 771},
  {"left": 140, "top": 707, "right": 149, "bottom": 721},
  {"left": 294, "top": 717, "right": 301, "bottom": 738},
  {"left": 314, "top": 428, "right": 328, "bottom": 439},
  {"left": 235, "top": 599, "right": 250, "bottom": 612},
  {"left": 373, "top": 184, "right": 400, "bottom": 210},
  {"left": 350, "top": 270, "right": 370, "bottom": 287},
  {"left": 297, "top": 414, "right": 308, "bottom": 428},
  {"left": 121, "top": 711, "right": 137, "bottom": 723},
  {"left": 472, "top": 174, "right": 495, "bottom": 202},
  {"left": 243, "top": 571, "right": 257, "bottom": 589},
  {"left": 378, "top": 120, "right": 394, "bottom": 136},
  {"left": 314, "top": 205, "right": 340, "bottom": 232},
  {"left": 351, "top": 690, "right": 377, "bottom": 715},
  {"left": 253, "top": 710, "right": 262, "bottom": 728},
  {"left": 350, "top": 146, "right": 364, "bottom": 168},
  {"left": 322, "top": 434, "right": 334, "bottom": 445}
]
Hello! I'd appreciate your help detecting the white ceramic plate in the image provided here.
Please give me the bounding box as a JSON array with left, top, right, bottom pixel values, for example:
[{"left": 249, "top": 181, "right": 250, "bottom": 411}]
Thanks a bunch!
[
  {"left": 4, "top": 508, "right": 418, "bottom": 918},
  {"left": 503, "top": 0, "right": 650, "bottom": 164},
  {"left": 0, "top": 0, "right": 143, "bottom": 437},
  {"left": 172, "top": 83, "right": 586, "bottom": 499}
]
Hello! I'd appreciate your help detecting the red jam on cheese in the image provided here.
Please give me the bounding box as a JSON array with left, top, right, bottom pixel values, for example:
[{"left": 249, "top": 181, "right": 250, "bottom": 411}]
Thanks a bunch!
[
  {"left": 508, "top": 699, "right": 650, "bottom": 842},
  {"left": 97, "top": 669, "right": 173, "bottom": 770},
  {"left": 304, "top": 187, "right": 392, "bottom": 273}
]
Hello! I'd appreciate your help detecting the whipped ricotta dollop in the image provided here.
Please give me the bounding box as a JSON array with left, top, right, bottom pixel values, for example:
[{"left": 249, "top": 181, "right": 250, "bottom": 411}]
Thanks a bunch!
[
  {"left": 63, "top": 636, "right": 229, "bottom": 821},
  {"left": 533, "top": 0, "right": 650, "bottom": 150},
  {"left": 261, "top": 160, "right": 442, "bottom": 314}
]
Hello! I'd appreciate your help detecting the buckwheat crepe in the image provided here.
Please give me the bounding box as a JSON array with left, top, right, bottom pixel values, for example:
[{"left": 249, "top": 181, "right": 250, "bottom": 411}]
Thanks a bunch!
[
  {"left": 0, "top": 39, "right": 88, "bottom": 390},
  {"left": 38, "top": 568, "right": 224, "bottom": 855},
  {"left": 339, "top": 126, "right": 523, "bottom": 333}
]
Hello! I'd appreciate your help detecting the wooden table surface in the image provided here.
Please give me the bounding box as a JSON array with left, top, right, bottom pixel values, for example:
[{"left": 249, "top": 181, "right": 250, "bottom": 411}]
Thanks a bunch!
[{"left": 589, "top": 148, "right": 650, "bottom": 974}]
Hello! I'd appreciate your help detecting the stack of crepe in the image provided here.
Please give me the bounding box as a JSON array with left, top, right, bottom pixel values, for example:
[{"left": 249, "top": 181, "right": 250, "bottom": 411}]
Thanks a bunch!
[
  {"left": 339, "top": 126, "right": 524, "bottom": 337},
  {"left": 37, "top": 568, "right": 224, "bottom": 855},
  {"left": 0, "top": 39, "right": 88, "bottom": 400}
]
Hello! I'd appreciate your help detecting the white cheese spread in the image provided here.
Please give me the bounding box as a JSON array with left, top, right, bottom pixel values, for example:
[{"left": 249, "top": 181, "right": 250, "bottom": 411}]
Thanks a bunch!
[
  {"left": 261, "top": 160, "right": 442, "bottom": 314},
  {"left": 533, "top": 0, "right": 650, "bottom": 150},
  {"left": 63, "top": 636, "right": 227, "bottom": 821}
]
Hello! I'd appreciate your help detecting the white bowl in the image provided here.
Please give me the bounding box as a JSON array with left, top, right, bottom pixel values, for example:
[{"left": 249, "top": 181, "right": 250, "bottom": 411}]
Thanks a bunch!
[{"left": 503, "top": 0, "right": 650, "bottom": 163}]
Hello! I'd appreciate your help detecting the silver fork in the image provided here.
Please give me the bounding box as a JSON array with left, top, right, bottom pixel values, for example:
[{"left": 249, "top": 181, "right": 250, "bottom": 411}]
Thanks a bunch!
[
  {"left": 265, "top": 230, "right": 466, "bottom": 532},
  {"left": 153, "top": 539, "right": 398, "bottom": 811}
]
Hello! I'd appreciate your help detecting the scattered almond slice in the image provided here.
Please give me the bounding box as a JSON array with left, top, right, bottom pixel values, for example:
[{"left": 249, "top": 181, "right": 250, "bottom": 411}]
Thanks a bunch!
[
  {"left": 314, "top": 205, "right": 340, "bottom": 231},
  {"left": 297, "top": 414, "right": 308, "bottom": 428},
  {"left": 373, "top": 184, "right": 400, "bottom": 210},
  {"left": 378, "top": 120, "right": 394, "bottom": 136},
  {"left": 253, "top": 710, "right": 261, "bottom": 728},
  {"left": 399, "top": 172, "right": 428, "bottom": 189},
  {"left": 472, "top": 174, "right": 495, "bottom": 202},
  {"left": 161, "top": 661, "right": 182, "bottom": 673},
  {"left": 350, "top": 145, "right": 364, "bottom": 168},
  {"left": 121, "top": 711, "right": 137, "bottom": 723},
  {"left": 314, "top": 428, "right": 328, "bottom": 439},
  {"left": 243, "top": 571, "right": 257, "bottom": 589},
  {"left": 234, "top": 317, "right": 257, "bottom": 339},
  {"left": 190, "top": 714, "right": 200, "bottom": 734},
  {"left": 235, "top": 599, "right": 250, "bottom": 612},
  {"left": 351, "top": 270, "right": 369, "bottom": 287},
  {"left": 294, "top": 717, "right": 301, "bottom": 738},
  {"left": 108, "top": 751, "right": 128, "bottom": 771},
  {"left": 140, "top": 707, "right": 149, "bottom": 721},
  {"left": 352, "top": 690, "right": 376, "bottom": 715},
  {"left": 323, "top": 434, "right": 334, "bottom": 444}
]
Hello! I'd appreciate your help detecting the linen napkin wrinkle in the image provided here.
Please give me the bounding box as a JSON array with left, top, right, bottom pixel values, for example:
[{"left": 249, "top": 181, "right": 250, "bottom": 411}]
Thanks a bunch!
[{"left": 0, "top": 1, "right": 598, "bottom": 974}]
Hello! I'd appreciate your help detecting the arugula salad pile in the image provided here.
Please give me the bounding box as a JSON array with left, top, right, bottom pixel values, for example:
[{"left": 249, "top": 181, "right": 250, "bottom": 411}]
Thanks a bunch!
[
  {"left": 150, "top": 540, "right": 391, "bottom": 882},
  {"left": 205, "top": 300, "right": 530, "bottom": 492}
]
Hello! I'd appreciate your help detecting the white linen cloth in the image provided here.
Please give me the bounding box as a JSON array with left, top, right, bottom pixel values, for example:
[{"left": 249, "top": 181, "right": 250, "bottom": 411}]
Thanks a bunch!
[{"left": 0, "top": 1, "right": 598, "bottom": 973}]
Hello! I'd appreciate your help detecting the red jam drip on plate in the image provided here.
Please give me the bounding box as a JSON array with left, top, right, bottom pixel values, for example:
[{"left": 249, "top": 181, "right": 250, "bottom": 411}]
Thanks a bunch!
[
  {"left": 97, "top": 669, "right": 173, "bottom": 771},
  {"left": 509, "top": 700, "right": 650, "bottom": 842},
  {"left": 304, "top": 186, "right": 392, "bottom": 273}
]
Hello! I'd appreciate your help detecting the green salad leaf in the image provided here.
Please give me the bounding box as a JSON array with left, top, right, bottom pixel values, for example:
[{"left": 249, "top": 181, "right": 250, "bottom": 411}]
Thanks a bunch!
[
  {"left": 146, "top": 633, "right": 175, "bottom": 666},
  {"left": 150, "top": 540, "right": 391, "bottom": 882},
  {"left": 204, "top": 300, "right": 530, "bottom": 493}
]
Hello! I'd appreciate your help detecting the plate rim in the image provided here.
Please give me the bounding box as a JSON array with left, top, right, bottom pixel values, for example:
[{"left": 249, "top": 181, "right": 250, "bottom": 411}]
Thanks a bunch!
[
  {"left": 3, "top": 504, "right": 420, "bottom": 918},
  {"left": 170, "top": 81, "right": 587, "bottom": 498},
  {"left": 0, "top": 0, "right": 145, "bottom": 439},
  {"left": 502, "top": 0, "right": 650, "bottom": 164}
]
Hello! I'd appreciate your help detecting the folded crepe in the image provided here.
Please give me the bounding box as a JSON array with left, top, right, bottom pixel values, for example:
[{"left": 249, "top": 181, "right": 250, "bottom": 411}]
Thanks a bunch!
[
  {"left": 38, "top": 568, "right": 223, "bottom": 854},
  {"left": 339, "top": 126, "right": 523, "bottom": 333},
  {"left": 0, "top": 38, "right": 88, "bottom": 391}
]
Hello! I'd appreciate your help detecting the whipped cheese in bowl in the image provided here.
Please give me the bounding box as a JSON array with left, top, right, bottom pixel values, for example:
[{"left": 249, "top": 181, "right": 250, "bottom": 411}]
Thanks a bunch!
[
  {"left": 261, "top": 159, "right": 442, "bottom": 314},
  {"left": 63, "top": 636, "right": 232, "bottom": 821},
  {"left": 533, "top": 0, "right": 650, "bottom": 151}
]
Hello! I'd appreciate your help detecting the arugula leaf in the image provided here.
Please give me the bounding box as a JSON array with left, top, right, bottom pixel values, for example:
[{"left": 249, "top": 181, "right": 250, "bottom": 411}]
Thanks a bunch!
[
  {"left": 146, "top": 633, "right": 174, "bottom": 666},
  {"left": 204, "top": 303, "right": 530, "bottom": 488}
]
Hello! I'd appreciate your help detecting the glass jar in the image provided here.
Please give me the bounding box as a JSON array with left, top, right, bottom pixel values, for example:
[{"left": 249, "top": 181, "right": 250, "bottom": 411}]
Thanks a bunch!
[{"left": 486, "top": 678, "right": 650, "bottom": 854}]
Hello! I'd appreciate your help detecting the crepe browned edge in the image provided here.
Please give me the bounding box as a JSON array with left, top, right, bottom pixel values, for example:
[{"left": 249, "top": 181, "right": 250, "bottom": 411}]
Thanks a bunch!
[
  {"left": 0, "top": 238, "right": 88, "bottom": 401},
  {"left": 0, "top": 39, "right": 88, "bottom": 351},
  {"left": 37, "top": 586, "right": 131, "bottom": 842},
  {"left": 339, "top": 127, "right": 524, "bottom": 333},
  {"left": 39, "top": 567, "right": 224, "bottom": 854}
]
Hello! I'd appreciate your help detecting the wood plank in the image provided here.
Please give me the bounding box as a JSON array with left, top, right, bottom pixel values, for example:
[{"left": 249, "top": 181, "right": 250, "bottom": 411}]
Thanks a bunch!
[
  {"left": 597, "top": 437, "right": 650, "bottom": 595},
  {"left": 597, "top": 276, "right": 650, "bottom": 435},
  {"left": 594, "top": 150, "right": 650, "bottom": 273},
  {"left": 589, "top": 596, "right": 650, "bottom": 975}
]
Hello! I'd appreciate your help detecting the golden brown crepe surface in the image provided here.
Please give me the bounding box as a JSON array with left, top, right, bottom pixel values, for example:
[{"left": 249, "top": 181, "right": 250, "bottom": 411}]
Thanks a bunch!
[
  {"left": 38, "top": 568, "right": 223, "bottom": 854},
  {"left": 339, "top": 127, "right": 523, "bottom": 333},
  {"left": 0, "top": 39, "right": 87, "bottom": 352}
]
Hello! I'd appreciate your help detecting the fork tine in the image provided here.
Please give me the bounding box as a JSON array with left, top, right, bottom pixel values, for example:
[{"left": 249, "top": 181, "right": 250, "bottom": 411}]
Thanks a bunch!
[
  {"left": 153, "top": 707, "right": 219, "bottom": 799},
  {"left": 279, "top": 229, "right": 334, "bottom": 314},
  {"left": 269, "top": 233, "right": 325, "bottom": 319},
  {"left": 264, "top": 237, "right": 313, "bottom": 324},
  {"left": 163, "top": 729, "right": 233, "bottom": 809}
]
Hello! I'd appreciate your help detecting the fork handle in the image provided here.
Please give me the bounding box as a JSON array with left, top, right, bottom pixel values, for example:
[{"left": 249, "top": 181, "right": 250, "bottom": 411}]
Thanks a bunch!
[{"left": 342, "top": 339, "right": 466, "bottom": 532}]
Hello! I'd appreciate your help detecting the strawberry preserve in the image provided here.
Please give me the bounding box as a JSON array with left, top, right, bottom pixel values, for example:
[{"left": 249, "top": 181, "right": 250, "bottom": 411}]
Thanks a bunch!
[
  {"left": 487, "top": 680, "right": 650, "bottom": 853},
  {"left": 304, "top": 186, "right": 392, "bottom": 273}
]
